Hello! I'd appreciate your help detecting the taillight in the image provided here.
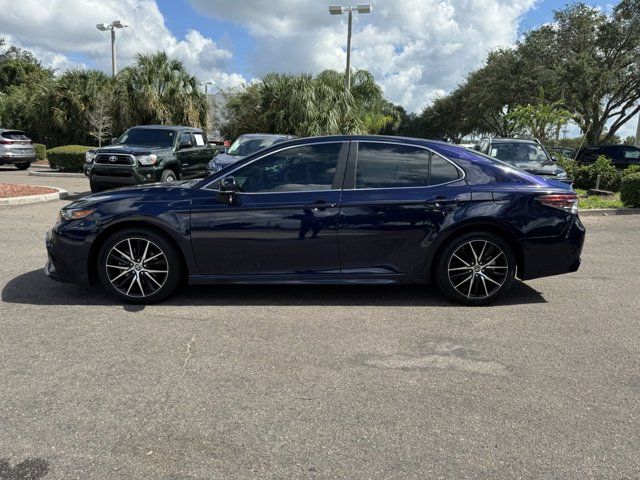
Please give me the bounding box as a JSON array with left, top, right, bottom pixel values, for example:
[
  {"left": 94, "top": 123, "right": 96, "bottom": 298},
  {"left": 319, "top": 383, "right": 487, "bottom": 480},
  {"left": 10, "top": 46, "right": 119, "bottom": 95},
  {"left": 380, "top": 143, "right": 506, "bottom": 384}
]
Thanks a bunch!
[
  {"left": 0, "top": 139, "right": 13, "bottom": 145},
  {"left": 537, "top": 193, "right": 578, "bottom": 214}
]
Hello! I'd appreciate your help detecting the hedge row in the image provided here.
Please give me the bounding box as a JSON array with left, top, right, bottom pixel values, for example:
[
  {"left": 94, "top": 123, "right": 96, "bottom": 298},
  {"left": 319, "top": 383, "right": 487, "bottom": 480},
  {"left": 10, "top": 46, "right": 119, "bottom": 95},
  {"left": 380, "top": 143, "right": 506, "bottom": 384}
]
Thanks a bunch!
[
  {"left": 555, "top": 155, "right": 640, "bottom": 192},
  {"left": 34, "top": 143, "right": 46, "bottom": 161},
  {"left": 47, "top": 145, "right": 92, "bottom": 171},
  {"left": 621, "top": 173, "right": 640, "bottom": 208}
]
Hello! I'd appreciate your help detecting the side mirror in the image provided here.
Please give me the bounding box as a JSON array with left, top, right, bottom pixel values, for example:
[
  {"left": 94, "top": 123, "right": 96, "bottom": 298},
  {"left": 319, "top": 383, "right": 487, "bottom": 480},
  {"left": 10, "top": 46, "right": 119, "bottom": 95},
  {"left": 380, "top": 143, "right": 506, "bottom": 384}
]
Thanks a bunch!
[
  {"left": 110, "top": 137, "right": 117, "bottom": 145},
  {"left": 218, "top": 147, "right": 228, "bottom": 154},
  {"left": 179, "top": 140, "right": 193, "bottom": 150},
  {"left": 220, "top": 176, "right": 239, "bottom": 192}
]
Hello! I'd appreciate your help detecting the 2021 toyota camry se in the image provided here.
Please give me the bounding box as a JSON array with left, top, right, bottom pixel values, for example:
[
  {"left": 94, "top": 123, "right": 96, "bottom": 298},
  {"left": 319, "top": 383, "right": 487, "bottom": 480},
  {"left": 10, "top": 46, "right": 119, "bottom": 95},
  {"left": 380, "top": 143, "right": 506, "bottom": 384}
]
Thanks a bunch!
[{"left": 45, "top": 135, "right": 585, "bottom": 306}]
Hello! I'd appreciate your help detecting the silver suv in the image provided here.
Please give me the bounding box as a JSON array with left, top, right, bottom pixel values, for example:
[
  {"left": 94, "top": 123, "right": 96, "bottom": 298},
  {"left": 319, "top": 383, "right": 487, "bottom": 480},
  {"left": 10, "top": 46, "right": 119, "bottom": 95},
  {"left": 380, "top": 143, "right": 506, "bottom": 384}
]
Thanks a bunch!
[{"left": 0, "top": 129, "right": 36, "bottom": 170}]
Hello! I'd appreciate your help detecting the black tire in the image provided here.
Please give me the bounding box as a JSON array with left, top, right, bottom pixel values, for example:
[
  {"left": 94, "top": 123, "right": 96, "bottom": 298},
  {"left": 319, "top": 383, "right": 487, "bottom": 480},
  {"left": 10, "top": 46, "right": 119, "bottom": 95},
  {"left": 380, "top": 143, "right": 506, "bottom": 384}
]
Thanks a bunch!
[
  {"left": 435, "top": 232, "right": 516, "bottom": 306},
  {"left": 15, "top": 162, "right": 30, "bottom": 170},
  {"left": 161, "top": 169, "right": 178, "bottom": 183},
  {"left": 90, "top": 180, "right": 106, "bottom": 193},
  {"left": 97, "top": 228, "right": 183, "bottom": 304}
]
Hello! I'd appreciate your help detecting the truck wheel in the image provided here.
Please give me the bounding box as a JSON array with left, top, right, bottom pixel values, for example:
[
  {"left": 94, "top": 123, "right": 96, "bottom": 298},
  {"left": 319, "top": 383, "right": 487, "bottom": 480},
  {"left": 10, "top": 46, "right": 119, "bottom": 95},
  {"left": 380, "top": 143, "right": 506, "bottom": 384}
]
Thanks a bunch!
[
  {"left": 15, "top": 162, "right": 31, "bottom": 170},
  {"left": 90, "top": 180, "right": 106, "bottom": 193},
  {"left": 161, "top": 170, "right": 178, "bottom": 183}
]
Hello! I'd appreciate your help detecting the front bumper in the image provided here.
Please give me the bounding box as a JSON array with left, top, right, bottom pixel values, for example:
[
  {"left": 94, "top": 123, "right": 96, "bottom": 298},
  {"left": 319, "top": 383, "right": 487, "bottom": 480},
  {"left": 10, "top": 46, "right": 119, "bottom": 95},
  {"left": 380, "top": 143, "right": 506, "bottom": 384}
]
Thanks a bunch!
[
  {"left": 86, "top": 163, "right": 163, "bottom": 187},
  {"left": 45, "top": 227, "right": 93, "bottom": 284},
  {"left": 518, "top": 215, "right": 585, "bottom": 280}
]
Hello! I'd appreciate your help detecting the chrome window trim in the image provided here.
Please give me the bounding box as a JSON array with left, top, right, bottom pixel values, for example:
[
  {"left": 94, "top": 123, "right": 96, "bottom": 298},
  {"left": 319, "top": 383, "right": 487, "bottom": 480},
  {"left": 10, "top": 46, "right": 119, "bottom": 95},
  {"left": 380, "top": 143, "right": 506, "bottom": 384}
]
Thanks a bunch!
[
  {"left": 349, "top": 140, "right": 466, "bottom": 190},
  {"left": 201, "top": 140, "right": 347, "bottom": 194}
]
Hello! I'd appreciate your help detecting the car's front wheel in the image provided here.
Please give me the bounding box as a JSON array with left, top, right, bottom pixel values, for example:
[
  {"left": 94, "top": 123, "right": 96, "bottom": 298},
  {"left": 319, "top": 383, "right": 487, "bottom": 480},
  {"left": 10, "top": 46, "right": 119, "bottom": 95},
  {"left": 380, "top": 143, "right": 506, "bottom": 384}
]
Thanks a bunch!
[
  {"left": 15, "top": 162, "right": 30, "bottom": 170},
  {"left": 161, "top": 169, "right": 177, "bottom": 183},
  {"left": 97, "top": 228, "right": 182, "bottom": 304},
  {"left": 436, "top": 232, "right": 516, "bottom": 306}
]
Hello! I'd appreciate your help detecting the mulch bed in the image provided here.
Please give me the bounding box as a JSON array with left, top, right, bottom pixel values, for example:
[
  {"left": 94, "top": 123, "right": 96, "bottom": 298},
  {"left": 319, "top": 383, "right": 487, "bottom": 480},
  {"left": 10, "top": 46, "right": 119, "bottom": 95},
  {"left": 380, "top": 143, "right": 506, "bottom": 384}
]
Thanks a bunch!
[{"left": 0, "top": 183, "right": 57, "bottom": 198}]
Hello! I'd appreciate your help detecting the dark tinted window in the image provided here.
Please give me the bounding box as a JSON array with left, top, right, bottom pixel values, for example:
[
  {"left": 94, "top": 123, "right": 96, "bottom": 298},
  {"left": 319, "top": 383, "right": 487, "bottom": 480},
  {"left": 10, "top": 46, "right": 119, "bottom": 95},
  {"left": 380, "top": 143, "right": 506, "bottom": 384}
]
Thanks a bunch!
[
  {"left": 179, "top": 132, "right": 193, "bottom": 145},
  {"left": 231, "top": 143, "right": 341, "bottom": 193},
  {"left": 117, "top": 128, "right": 176, "bottom": 148},
  {"left": 600, "top": 146, "right": 622, "bottom": 157},
  {"left": 356, "top": 143, "right": 429, "bottom": 189},
  {"left": 227, "top": 136, "right": 284, "bottom": 157},
  {"left": 430, "top": 154, "right": 461, "bottom": 184},
  {"left": 355, "top": 143, "right": 460, "bottom": 189},
  {"left": 1, "top": 131, "right": 29, "bottom": 141}
]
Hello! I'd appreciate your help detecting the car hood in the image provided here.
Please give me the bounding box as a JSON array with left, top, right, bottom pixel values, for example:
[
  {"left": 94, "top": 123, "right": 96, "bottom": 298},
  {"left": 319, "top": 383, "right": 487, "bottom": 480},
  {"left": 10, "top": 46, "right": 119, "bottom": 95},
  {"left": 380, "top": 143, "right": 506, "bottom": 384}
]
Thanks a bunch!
[
  {"left": 212, "top": 152, "right": 245, "bottom": 166},
  {"left": 91, "top": 145, "right": 169, "bottom": 155},
  {"left": 67, "top": 181, "right": 197, "bottom": 210}
]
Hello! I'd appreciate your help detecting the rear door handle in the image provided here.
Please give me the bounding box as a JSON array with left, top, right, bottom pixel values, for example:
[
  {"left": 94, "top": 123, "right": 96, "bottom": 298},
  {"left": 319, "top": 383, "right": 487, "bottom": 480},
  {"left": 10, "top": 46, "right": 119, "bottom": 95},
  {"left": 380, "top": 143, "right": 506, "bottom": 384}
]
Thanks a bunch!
[{"left": 305, "top": 201, "right": 337, "bottom": 211}]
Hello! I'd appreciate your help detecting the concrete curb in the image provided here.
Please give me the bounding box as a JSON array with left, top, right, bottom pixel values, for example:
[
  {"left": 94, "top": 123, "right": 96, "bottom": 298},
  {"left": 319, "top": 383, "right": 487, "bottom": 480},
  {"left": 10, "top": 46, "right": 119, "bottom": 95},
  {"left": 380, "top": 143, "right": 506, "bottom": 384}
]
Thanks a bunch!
[
  {"left": 0, "top": 187, "right": 69, "bottom": 206},
  {"left": 28, "top": 169, "right": 85, "bottom": 178},
  {"left": 579, "top": 208, "right": 640, "bottom": 217}
]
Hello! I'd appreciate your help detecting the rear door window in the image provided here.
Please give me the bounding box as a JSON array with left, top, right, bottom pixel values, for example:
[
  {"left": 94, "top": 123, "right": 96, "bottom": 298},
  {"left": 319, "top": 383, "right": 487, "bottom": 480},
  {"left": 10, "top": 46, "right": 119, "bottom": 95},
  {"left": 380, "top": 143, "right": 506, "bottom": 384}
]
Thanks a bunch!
[
  {"left": 193, "top": 133, "right": 205, "bottom": 146},
  {"left": 355, "top": 142, "right": 460, "bottom": 189},
  {"left": 624, "top": 147, "right": 640, "bottom": 159}
]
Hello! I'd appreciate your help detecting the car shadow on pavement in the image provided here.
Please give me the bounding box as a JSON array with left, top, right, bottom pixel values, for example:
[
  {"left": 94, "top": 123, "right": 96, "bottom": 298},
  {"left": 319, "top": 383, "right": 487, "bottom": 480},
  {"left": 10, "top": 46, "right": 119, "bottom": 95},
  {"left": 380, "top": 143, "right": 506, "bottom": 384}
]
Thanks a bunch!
[{"left": 2, "top": 269, "right": 547, "bottom": 308}]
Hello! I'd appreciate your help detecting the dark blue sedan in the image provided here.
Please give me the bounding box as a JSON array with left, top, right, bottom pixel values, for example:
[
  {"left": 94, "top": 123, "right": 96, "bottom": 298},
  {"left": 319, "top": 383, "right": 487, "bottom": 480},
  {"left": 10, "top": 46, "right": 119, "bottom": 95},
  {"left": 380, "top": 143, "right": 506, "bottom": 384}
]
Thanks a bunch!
[{"left": 45, "top": 135, "right": 585, "bottom": 305}]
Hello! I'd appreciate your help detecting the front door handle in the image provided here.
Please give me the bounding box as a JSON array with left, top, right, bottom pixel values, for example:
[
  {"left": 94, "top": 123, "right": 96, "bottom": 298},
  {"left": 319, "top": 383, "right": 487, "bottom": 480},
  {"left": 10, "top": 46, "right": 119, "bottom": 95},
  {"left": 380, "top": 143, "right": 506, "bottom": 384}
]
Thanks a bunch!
[
  {"left": 305, "top": 201, "right": 337, "bottom": 211},
  {"left": 424, "top": 197, "right": 458, "bottom": 208}
]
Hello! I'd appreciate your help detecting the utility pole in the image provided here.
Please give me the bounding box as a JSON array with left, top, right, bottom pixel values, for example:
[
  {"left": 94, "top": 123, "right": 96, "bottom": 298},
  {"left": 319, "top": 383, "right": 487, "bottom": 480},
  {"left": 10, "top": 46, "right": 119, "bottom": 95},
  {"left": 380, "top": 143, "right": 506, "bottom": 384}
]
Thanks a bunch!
[{"left": 635, "top": 113, "right": 640, "bottom": 147}]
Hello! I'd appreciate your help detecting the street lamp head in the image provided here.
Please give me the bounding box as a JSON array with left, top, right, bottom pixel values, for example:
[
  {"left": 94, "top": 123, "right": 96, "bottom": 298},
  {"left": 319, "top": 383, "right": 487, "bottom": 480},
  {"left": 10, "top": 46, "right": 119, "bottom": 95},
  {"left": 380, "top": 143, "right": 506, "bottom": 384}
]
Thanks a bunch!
[
  {"left": 329, "top": 5, "right": 345, "bottom": 15},
  {"left": 356, "top": 4, "right": 372, "bottom": 14},
  {"left": 112, "top": 20, "right": 128, "bottom": 29},
  {"left": 96, "top": 23, "right": 109, "bottom": 31}
]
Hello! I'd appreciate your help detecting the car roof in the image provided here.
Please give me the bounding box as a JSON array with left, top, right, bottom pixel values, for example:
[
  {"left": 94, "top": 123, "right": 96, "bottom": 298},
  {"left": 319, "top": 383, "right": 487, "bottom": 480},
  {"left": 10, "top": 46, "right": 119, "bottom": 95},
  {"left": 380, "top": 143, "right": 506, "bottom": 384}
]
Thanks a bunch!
[
  {"left": 238, "top": 133, "right": 296, "bottom": 139},
  {"left": 486, "top": 138, "right": 539, "bottom": 144},
  {"left": 128, "top": 125, "right": 203, "bottom": 132},
  {"left": 0, "top": 128, "right": 26, "bottom": 134}
]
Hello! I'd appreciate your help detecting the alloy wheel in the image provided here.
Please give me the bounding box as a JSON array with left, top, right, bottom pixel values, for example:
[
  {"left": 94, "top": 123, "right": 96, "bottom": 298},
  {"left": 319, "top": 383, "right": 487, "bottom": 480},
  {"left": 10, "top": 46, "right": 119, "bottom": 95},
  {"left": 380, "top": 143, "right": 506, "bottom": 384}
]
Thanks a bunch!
[
  {"left": 447, "top": 240, "right": 509, "bottom": 299},
  {"left": 105, "top": 237, "right": 169, "bottom": 298}
]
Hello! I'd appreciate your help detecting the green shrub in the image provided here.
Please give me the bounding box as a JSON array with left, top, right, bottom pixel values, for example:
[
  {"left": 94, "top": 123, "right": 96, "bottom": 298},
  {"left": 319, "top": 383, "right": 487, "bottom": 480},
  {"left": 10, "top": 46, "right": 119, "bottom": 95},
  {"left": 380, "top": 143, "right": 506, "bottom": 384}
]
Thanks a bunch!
[
  {"left": 620, "top": 173, "right": 640, "bottom": 207},
  {"left": 555, "top": 154, "right": 580, "bottom": 180},
  {"left": 572, "top": 155, "right": 621, "bottom": 191},
  {"left": 622, "top": 164, "right": 640, "bottom": 178},
  {"left": 47, "top": 145, "right": 92, "bottom": 171},
  {"left": 33, "top": 143, "right": 46, "bottom": 161}
]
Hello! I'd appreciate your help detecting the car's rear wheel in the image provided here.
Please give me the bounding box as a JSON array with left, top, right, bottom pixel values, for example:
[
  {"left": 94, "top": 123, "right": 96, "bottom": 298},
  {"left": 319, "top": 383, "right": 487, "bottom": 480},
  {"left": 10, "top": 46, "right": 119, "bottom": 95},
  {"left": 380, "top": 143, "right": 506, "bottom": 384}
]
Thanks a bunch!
[
  {"left": 97, "top": 228, "right": 182, "bottom": 304},
  {"left": 436, "top": 232, "right": 516, "bottom": 306},
  {"left": 15, "top": 162, "right": 30, "bottom": 170},
  {"left": 161, "top": 169, "right": 177, "bottom": 183}
]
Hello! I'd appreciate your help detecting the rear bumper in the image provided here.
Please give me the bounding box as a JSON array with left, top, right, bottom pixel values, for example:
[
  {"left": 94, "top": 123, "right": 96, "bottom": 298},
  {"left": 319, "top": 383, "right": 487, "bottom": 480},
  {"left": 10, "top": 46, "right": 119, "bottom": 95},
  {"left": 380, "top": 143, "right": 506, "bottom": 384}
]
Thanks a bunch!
[
  {"left": 0, "top": 154, "right": 35, "bottom": 165},
  {"left": 518, "top": 215, "right": 585, "bottom": 280}
]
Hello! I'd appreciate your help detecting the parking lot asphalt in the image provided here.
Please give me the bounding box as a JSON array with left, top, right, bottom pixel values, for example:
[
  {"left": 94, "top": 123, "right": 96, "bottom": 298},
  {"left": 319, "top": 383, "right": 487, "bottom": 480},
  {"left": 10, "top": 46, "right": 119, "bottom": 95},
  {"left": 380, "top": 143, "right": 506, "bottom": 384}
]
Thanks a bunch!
[{"left": 0, "top": 169, "right": 639, "bottom": 479}]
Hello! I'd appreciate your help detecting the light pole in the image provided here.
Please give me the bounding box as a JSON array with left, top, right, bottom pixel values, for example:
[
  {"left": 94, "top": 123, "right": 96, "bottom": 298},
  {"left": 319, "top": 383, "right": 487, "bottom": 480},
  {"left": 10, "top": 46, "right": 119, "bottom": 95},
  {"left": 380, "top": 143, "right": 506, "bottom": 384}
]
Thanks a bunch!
[
  {"left": 635, "top": 112, "right": 640, "bottom": 147},
  {"left": 97, "top": 20, "right": 128, "bottom": 77},
  {"left": 329, "top": 4, "right": 372, "bottom": 92}
]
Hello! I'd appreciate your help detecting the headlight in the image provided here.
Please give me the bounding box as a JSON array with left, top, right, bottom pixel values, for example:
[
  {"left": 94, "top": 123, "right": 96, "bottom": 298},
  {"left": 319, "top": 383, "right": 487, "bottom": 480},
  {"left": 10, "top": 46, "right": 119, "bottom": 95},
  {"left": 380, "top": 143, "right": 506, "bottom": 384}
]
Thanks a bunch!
[
  {"left": 58, "top": 208, "right": 96, "bottom": 222},
  {"left": 85, "top": 152, "right": 96, "bottom": 163},
  {"left": 556, "top": 170, "right": 568, "bottom": 178},
  {"left": 136, "top": 154, "right": 158, "bottom": 165}
]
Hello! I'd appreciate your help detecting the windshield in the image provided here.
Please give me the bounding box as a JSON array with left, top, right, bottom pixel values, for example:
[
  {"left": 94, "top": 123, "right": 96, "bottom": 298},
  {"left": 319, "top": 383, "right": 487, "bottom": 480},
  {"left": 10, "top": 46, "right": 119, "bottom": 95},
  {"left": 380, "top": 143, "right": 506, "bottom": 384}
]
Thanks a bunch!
[
  {"left": 116, "top": 128, "right": 176, "bottom": 148},
  {"left": 489, "top": 143, "right": 551, "bottom": 168},
  {"left": 227, "top": 136, "right": 281, "bottom": 157}
]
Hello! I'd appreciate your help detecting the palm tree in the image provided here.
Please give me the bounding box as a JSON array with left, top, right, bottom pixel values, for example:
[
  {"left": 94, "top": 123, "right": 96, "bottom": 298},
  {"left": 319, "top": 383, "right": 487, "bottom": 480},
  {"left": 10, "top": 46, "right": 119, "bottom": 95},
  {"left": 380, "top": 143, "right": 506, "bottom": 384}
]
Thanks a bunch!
[{"left": 113, "top": 52, "right": 208, "bottom": 133}]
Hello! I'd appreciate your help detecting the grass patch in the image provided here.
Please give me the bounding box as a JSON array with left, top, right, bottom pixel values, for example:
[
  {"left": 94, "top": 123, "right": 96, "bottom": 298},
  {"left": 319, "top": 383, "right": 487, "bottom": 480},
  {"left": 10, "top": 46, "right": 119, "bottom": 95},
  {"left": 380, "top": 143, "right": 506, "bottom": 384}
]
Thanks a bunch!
[{"left": 575, "top": 188, "right": 624, "bottom": 210}]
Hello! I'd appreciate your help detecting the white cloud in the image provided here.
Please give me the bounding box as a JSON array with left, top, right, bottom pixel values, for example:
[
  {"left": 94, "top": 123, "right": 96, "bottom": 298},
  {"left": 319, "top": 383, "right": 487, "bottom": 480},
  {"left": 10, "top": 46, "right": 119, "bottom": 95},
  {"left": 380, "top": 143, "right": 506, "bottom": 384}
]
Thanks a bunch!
[
  {"left": 0, "top": 0, "right": 246, "bottom": 88},
  {"left": 188, "top": 0, "right": 537, "bottom": 111}
]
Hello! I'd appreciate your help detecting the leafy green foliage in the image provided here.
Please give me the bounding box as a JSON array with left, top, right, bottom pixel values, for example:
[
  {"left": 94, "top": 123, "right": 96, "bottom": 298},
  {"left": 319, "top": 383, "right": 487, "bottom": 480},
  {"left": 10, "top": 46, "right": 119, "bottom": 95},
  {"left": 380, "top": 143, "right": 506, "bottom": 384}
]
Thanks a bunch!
[
  {"left": 622, "top": 164, "right": 640, "bottom": 177},
  {"left": 505, "top": 98, "right": 572, "bottom": 141},
  {"left": 47, "top": 145, "right": 92, "bottom": 171},
  {"left": 33, "top": 143, "right": 46, "bottom": 161},
  {"left": 220, "top": 69, "right": 397, "bottom": 138},
  {"left": 620, "top": 173, "right": 640, "bottom": 207},
  {"left": 573, "top": 156, "right": 622, "bottom": 191}
]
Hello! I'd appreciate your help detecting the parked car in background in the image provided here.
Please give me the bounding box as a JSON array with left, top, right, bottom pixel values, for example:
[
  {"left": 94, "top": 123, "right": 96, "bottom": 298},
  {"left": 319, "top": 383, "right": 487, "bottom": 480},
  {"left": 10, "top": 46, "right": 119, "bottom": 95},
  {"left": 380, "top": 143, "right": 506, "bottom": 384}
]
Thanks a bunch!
[
  {"left": 475, "top": 137, "right": 572, "bottom": 184},
  {"left": 47, "top": 135, "right": 584, "bottom": 306},
  {"left": 0, "top": 129, "right": 36, "bottom": 170},
  {"left": 207, "top": 133, "right": 295, "bottom": 174},
  {"left": 575, "top": 144, "right": 640, "bottom": 169},
  {"left": 84, "top": 125, "right": 215, "bottom": 192},
  {"left": 548, "top": 147, "right": 575, "bottom": 159}
]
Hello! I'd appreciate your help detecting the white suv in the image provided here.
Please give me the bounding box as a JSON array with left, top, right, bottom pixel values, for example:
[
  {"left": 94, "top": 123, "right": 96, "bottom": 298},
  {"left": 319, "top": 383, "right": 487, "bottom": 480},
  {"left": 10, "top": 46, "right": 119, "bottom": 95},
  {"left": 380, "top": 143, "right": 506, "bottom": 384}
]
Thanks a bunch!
[{"left": 0, "top": 129, "right": 36, "bottom": 170}]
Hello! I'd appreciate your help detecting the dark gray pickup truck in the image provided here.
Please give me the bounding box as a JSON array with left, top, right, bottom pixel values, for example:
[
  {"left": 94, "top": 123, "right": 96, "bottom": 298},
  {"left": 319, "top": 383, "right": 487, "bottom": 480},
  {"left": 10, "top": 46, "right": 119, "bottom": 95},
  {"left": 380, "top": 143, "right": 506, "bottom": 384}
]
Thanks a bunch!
[{"left": 84, "top": 125, "right": 214, "bottom": 192}]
